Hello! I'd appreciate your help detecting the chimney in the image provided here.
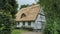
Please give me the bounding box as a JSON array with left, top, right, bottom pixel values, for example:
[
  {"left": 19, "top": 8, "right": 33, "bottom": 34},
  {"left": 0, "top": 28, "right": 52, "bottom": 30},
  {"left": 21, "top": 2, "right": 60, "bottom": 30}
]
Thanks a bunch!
[{"left": 31, "top": 3, "right": 35, "bottom": 6}]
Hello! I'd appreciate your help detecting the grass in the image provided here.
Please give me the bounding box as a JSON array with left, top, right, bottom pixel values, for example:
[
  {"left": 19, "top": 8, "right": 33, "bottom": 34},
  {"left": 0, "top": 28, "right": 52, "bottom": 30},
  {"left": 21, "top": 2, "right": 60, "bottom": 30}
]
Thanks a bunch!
[
  {"left": 11, "top": 29, "right": 31, "bottom": 34},
  {"left": 11, "top": 29, "right": 21, "bottom": 34}
]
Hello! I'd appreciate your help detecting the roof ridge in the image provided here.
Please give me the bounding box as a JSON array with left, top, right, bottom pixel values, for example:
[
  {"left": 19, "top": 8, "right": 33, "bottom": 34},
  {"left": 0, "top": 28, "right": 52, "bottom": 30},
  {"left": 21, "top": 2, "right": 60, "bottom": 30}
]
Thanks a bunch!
[{"left": 19, "top": 4, "right": 40, "bottom": 12}]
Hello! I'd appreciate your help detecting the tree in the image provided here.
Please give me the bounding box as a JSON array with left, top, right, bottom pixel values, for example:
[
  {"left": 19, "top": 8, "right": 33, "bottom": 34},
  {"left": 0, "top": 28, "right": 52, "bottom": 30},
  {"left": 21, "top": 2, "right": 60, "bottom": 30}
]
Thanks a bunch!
[
  {"left": 0, "top": 0, "right": 18, "bottom": 34},
  {"left": 37, "top": 0, "right": 60, "bottom": 34},
  {"left": 20, "top": 4, "right": 29, "bottom": 9},
  {"left": 0, "top": 0, "right": 18, "bottom": 18},
  {"left": 0, "top": 10, "right": 15, "bottom": 34}
]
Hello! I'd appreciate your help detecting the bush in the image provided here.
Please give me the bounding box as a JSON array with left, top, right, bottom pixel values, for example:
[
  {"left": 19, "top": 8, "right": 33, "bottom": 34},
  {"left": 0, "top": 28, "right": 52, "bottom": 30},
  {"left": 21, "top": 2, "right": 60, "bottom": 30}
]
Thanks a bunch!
[{"left": 0, "top": 11, "right": 15, "bottom": 34}]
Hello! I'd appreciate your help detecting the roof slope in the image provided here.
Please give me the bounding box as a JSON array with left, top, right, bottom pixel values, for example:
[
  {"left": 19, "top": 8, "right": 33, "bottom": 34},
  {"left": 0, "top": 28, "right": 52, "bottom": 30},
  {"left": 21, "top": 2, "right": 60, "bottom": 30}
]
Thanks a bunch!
[{"left": 15, "top": 4, "right": 41, "bottom": 21}]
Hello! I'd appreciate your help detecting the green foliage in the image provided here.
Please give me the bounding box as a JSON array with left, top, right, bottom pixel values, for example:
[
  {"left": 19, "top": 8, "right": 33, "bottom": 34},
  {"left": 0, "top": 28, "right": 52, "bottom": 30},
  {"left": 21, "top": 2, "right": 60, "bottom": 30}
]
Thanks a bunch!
[
  {"left": 0, "top": 0, "right": 18, "bottom": 18},
  {"left": 0, "top": 10, "right": 15, "bottom": 34},
  {"left": 37, "top": 0, "right": 60, "bottom": 34},
  {"left": 0, "top": 0, "right": 18, "bottom": 34},
  {"left": 20, "top": 4, "right": 29, "bottom": 9}
]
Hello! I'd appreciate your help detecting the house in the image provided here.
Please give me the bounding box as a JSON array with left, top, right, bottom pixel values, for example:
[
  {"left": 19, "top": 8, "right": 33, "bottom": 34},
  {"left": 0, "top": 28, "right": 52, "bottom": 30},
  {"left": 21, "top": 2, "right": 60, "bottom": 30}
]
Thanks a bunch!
[{"left": 15, "top": 4, "right": 46, "bottom": 31}]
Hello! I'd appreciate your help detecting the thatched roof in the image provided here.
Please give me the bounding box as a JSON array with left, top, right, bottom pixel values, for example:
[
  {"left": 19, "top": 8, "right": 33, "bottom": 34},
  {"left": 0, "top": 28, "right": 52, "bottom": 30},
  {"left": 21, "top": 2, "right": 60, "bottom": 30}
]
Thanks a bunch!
[{"left": 15, "top": 4, "right": 41, "bottom": 21}]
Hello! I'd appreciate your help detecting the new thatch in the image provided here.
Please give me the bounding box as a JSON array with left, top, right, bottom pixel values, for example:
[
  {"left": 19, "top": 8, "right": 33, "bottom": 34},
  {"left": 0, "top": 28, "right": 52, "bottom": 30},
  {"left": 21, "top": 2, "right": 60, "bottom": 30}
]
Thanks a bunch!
[{"left": 15, "top": 4, "right": 41, "bottom": 21}]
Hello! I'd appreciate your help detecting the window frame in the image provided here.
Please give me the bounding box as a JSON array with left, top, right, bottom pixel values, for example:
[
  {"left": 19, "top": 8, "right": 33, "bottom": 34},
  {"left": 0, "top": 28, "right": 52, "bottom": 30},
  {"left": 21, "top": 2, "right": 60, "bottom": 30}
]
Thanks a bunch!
[
  {"left": 28, "top": 21, "right": 31, "bottom": 25},
  {"left": 21, "top": 13, "right": 26, "bottom": 18},
  {"left": 23, "top": 21, "right": 25, "bottom": 25}
]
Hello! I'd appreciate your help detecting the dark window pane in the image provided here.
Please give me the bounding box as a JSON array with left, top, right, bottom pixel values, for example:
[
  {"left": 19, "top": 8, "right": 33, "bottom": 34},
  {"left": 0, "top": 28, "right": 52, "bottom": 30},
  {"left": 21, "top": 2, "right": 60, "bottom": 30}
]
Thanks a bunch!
[
  {"left": 40, "top": 13, "right": 45, "bottom": 16},
  {"left": 37, "top": 21, "right": 45, "bottom": 24},
  {"left": 17, "top": 22, "right": 19, "bottom": 25},
  {"left": 21, "top": 13, "right": 26, "bottom": 18},
  {"left": 28, "top": 21, "right": 31, "bottom": 25},
  {"left": 23, "top": 21, "right": 25, "bottom": 25}
]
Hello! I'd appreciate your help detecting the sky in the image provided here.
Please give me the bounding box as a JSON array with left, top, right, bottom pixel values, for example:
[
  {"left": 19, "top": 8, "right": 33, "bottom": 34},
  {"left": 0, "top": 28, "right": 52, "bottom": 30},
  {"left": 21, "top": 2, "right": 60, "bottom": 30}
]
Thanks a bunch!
[{"left": 16, "top": 0, "right": 38, "bottom": 9}]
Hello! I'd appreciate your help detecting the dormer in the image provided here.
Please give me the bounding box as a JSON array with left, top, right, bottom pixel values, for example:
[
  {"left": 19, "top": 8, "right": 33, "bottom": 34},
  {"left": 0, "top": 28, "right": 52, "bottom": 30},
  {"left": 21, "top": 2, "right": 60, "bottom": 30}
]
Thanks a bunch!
[{"left": 21, "top": 13, "right": 26, "bottom": 18}]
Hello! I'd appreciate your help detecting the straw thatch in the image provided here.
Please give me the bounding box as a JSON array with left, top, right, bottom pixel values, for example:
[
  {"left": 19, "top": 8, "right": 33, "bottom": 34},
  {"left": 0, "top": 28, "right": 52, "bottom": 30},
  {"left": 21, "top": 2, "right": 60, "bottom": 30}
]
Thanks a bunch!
[{"left": 15, "top": 4, "right": 41, "bottom": 21}]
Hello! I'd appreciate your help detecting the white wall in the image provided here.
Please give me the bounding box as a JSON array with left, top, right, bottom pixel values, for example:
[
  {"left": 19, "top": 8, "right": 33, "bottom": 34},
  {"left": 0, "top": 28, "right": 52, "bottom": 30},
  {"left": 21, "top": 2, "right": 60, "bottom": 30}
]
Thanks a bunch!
[
  {"left": 33, "top": 7, "right": 46, "bottom": 29},
  {"left": 25, "top": 22, "right": 28, "bottom": 27},
  {"left": 16, "top": 22, "right": 22, "bottom": 27},
  {"left": 31, "top": 22, "right": 34, "bottom": 28}
]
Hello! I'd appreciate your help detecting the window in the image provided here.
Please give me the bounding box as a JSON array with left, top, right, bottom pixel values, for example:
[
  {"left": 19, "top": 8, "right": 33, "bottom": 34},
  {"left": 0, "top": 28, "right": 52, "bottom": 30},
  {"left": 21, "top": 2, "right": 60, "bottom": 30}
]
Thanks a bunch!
[
  {"left": 23, "top": 21, "right": 25, "bottom": 25},
  {"left": 28, "top": 21, "right": 31, "bottom": 25},
  {"left": 17, "top": 22, "right": 20, "bottom": 25},
  {"left": 40, "top": 13, "right": 45, "bottom": 16},
  {"left": 21, "top": 13, "right": 26, "bottom": 18},
  {"left": 37, "top": 21, "right": 45, "bottom": 23}
]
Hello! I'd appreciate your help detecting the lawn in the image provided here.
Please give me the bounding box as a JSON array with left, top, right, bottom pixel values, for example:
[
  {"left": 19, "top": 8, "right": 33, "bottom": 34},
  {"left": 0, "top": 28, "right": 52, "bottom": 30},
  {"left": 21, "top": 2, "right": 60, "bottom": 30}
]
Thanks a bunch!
[
  {"left": 11, "top": 29, "right": 31, "bottom": 34},
  {"left": 11, "top": 29, "right": 21, "bottom": 34}
]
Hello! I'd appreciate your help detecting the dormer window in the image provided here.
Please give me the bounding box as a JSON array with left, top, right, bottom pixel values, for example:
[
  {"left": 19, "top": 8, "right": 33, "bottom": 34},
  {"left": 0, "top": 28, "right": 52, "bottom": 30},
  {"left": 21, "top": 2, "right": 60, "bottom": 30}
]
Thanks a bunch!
[{"left": 21, "top": 13, "right": 26, "bottom": 18}]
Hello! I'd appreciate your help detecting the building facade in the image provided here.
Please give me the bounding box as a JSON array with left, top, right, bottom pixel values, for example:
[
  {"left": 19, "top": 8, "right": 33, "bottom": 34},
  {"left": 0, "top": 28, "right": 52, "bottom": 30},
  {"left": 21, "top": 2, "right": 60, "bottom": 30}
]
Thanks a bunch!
[{"left": 15, "top": 4, "right": 46, "bottom": 30}]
